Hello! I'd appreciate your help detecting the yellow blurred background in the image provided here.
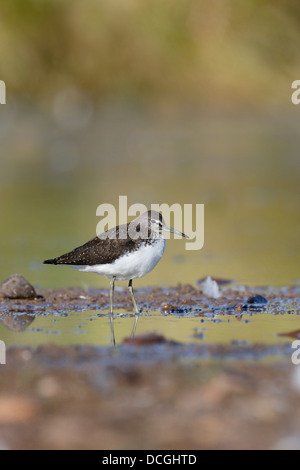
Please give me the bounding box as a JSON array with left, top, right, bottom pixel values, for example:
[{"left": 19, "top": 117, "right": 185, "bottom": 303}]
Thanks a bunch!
[{"left": 0, "top": 0, "right": 299, "bottom": 288}]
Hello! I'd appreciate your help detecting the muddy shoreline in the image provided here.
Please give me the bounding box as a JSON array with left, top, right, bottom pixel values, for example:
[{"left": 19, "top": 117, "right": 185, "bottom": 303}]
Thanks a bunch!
[
  {"left": 0, "top": 284, "right": 300, "bottom": 449},
  {"left": 1, "top": 281, "right": 299, "bottom": 314}
]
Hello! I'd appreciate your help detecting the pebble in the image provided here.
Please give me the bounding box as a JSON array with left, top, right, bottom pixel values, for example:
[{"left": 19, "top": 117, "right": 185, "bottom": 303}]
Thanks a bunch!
[
  {"left": 197, "top": 277, "right": 233, "bottom": 286},
  {"left": 201, "top": 276, "right": 221, "bottom": 299},
  {"left": 0, "top": 274, "right": 36, "bottom": 299},
  {"left": 246, "top": 294, "right": 268, "bottom": 305},
  {"left": 227, "top": 302, "right": 244, "bottom": 311},
  {"left": 123, "top": 332, "right": 168, "bottom": 346},
  {"left": 160, "top": 303, "right": 185, "bottom": 313}
]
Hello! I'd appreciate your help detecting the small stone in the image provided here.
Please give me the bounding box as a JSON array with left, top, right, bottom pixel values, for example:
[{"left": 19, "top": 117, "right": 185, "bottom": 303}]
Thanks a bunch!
[
  {"left": 234, "top": 304, "right": 243, "bottom": 314},
  {"left": 193, "top": 332, "right": 205, "bottom": 340},
  {"left": 123, "top": 332, "right": 168, "bottom": 346},
  {"left": 197, "top": 277, "right": 233, "bottom": 286},
  {"left": 201, "top": 276, "right": 220, "bottom": 299},
  {"left": 246, "top": 294, "right": 268, "bottom": 305},
  {"left": 0, "top": 274, "right": 36, "bottom": 299},
  {"left": 160, "top": 303, "right": 185, "bottom": 313},
  {"left": 227, "top": 302, "right": 244, "bottom": 310}
]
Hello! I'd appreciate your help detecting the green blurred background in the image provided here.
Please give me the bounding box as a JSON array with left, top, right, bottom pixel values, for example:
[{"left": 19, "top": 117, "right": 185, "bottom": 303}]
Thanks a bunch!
[{"left": 0, "top": 0, "right": 299, "bottom": 288}]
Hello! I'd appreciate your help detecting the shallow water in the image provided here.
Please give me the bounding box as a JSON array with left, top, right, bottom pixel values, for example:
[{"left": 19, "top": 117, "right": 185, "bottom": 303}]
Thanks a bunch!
[
  {"left": 1, "top": 310, "right": 299, "bottom": 347},
  {"left": 1, "top": 290, "right": 299, "bottom": 363}
]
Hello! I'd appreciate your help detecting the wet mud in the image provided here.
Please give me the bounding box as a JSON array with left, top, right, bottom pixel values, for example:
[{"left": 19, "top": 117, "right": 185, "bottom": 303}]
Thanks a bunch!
[{"left": 0, "top": 283, "right": 300, "bottom": 449}]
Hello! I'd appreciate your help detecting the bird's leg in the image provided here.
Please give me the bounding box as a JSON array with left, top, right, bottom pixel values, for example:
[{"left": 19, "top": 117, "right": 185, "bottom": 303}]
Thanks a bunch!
[
  {"left": 109, "top": 277, "right": 116, "bottom": 346},
  {"left": 128, "top": 279, "right": 140, "bottom": 337},
  {"left": 128, "top": 279, "right": 139, "bottom": 314}
]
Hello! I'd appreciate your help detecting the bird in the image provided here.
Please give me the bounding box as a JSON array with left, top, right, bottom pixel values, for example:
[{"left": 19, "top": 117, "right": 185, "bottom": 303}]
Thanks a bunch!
[{"left": 44, "top": 210, "right": 189, "bottom": 343}]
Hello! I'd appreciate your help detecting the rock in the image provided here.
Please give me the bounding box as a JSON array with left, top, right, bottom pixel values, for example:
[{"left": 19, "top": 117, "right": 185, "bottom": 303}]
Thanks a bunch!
[
  {"left": 0, "top": 274, "right": 36, "bottom": 299},
  {"left": 226, "top": 302, "right": 244, "bottom": 311},
  {"left": 201, "top": 276, "right": 220, "bottom": 299},
  {"left": 246, "top": 294, "right": 268, "bottom": 305},
  {"left": 234, "top": 304, "right": 243, "bottom": 314},
  {"left": 197, "top": 277, "right": 233, "bottom": 286},
  {"left": 123, "top": 332, "right": 168, "bottom": 346},
  {"left": 160, "top": 303, "right": 185, "bottom": 313}
]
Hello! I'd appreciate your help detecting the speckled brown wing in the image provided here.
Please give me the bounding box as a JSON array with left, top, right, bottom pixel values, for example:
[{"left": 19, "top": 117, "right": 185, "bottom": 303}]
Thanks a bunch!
[
  {"left": 43, "top": 219, "right": 152, "bottom": 266},
  {"left": 43, "top": 235, "right": 142, "bottom": 266},
  {"left": 43, "top": 215, "right": 156, "bottom": 267}
]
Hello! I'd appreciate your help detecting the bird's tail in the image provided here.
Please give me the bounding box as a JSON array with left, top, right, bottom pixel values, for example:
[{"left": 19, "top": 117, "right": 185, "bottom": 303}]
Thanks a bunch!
[{"left": 43, "top": 258, "right": 58, "bottom": 265}]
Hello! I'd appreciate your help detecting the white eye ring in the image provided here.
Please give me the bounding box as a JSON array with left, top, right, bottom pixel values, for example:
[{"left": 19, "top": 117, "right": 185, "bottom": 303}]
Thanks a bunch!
[{"left": 151, "top": 219, "right": 157, "bottom": 224}]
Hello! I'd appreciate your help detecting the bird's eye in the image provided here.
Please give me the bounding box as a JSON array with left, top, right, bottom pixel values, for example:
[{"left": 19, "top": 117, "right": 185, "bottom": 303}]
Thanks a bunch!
[{"left": 151, "top": 219, "right": 157, "bottom": 224}]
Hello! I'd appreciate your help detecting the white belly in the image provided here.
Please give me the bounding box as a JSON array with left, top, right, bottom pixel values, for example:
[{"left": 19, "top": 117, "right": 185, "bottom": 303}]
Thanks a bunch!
[{"left": 71, "top": 239, "right": 166, "bottom": 281}]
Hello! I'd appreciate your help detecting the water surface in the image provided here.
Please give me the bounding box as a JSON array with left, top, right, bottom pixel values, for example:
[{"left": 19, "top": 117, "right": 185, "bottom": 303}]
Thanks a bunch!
[{"left": 0, "top": 105, "right": 299, "bottom": 288}]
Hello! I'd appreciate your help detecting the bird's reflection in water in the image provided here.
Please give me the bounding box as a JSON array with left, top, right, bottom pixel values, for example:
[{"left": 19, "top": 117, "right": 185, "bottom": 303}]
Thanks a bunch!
[
  {"left": 109, "top": 311, "right": 140, "bottom": 346},
  {"left": 0, "top": 313, "right": 35, "bottom": 332}
]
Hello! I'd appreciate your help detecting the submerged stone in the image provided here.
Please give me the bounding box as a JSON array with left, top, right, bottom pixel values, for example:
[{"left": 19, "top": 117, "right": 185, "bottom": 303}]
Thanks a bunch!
[{"left": 123, "top": 332, "right": 168, "bottom": 346}]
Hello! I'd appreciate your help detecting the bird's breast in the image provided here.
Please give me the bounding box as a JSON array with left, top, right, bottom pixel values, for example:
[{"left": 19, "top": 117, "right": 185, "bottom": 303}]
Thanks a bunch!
[{"left": 113, "top": 238, "right": 166, "bottom": 280}]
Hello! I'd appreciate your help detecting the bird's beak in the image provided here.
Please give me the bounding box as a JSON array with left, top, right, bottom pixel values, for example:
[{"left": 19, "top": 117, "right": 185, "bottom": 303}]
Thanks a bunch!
[{"left": 162, "top": 223, "right": 190, "bottom": 239}]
